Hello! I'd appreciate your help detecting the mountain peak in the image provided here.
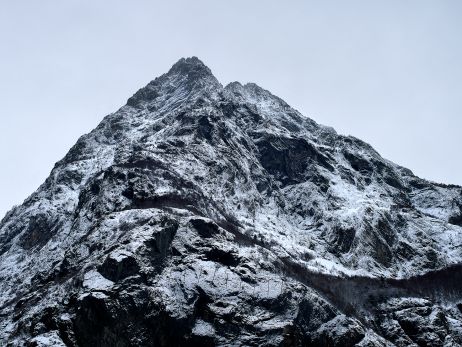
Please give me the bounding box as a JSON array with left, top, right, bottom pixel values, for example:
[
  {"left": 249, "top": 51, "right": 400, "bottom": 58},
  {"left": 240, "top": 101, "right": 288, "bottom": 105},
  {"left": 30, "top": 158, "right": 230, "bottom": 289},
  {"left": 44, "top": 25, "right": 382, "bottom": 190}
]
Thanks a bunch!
[
  {"left": 127, "top": 57, "right": 220, "bottom": 108},
  {"left": 169, "top": 56, "right": 212, "bottom": 75},
  {"left": 166, "top": 56, "right": 219, "bottom": 87}
]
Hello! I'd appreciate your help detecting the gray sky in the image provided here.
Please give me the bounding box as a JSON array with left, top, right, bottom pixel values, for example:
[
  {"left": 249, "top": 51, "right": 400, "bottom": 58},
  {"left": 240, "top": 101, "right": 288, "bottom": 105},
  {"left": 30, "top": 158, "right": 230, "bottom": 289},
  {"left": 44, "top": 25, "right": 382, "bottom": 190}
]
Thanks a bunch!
[{"left": 1, "top": 0, "right": 461, "bottom": 218}]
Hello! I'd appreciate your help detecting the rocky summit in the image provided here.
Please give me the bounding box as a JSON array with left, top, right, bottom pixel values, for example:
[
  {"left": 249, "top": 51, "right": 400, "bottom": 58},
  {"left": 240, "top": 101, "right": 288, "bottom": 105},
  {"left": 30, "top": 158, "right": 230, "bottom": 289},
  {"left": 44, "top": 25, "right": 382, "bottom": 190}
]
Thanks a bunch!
[{"left": 1, "top": 57, "right": 462, "bottom": 346}]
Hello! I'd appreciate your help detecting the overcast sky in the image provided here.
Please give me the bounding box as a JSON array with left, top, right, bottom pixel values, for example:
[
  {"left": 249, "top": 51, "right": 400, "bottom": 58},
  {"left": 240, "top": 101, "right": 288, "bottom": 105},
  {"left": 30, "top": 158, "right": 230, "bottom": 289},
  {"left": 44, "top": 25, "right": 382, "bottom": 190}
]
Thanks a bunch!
[{"left": 0, "top": 0, "right": 461, "bottom": 218}]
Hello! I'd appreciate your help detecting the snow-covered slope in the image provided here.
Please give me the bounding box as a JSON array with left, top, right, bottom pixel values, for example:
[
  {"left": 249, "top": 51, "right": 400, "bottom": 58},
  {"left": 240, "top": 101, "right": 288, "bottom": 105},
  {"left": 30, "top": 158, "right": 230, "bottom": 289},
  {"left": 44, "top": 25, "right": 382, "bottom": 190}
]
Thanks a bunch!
[{"left": 1, "top": 57, "right": 462, "bottom": 346}]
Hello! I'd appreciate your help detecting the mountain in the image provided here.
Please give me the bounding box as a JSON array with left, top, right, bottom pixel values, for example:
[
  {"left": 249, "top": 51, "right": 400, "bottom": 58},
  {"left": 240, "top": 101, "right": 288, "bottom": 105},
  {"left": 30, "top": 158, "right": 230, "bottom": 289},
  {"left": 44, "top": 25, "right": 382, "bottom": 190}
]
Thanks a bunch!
[{"left": 1, "top": 57, "right": 462, "bottom": 346}]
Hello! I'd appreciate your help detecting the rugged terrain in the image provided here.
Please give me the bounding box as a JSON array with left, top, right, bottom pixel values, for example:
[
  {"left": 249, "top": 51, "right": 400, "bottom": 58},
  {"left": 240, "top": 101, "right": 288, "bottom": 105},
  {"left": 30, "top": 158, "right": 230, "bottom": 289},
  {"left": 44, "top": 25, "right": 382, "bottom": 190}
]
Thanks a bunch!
[{"left": 1, "top": 57, "right": 462, "bottom": 346}]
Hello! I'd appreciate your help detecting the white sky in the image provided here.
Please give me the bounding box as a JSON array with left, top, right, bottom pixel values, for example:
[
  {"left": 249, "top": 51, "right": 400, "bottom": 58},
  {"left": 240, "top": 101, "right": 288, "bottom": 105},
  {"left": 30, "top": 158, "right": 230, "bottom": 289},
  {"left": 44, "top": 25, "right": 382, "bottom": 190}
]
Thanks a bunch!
[{"left": 0, "top": 0, "right": 461, "bottom": 218}]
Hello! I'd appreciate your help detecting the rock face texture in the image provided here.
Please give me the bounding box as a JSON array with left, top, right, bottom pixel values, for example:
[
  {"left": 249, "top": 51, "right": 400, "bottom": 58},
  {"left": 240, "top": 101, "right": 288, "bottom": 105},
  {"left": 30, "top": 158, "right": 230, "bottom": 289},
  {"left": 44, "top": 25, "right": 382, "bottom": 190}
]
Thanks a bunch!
[{"left": 1, "top": 57, "right": 462, "bottom": 346}]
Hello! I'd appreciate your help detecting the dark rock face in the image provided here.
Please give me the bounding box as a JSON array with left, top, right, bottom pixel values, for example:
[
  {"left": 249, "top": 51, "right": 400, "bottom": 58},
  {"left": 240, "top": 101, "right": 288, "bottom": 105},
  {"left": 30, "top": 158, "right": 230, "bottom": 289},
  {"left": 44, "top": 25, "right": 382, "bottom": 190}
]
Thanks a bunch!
[
  {"left": 327, "top": 225, "right": 356, "bottom": 254},
  {"left": 256, "top": 135, "right": 333, "bottom": 186},
  {"left": 18, "top": 214, "right": 61, "bottom": 250},
  {"left": 98, "top": 252, "right": 140, "bottom": 282},
  {"left": 1, "top": 57, "right": 462, "bottom": 346}
]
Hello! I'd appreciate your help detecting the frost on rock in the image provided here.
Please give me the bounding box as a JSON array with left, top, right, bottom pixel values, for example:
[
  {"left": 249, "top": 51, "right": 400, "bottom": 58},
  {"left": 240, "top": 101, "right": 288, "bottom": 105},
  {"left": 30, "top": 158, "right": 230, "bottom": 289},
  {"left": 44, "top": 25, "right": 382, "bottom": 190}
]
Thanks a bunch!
[
  {"left": 1, "top": 57, "right": 462, "bottom": 346},
  {"left": 30, "top": 331, "right": 67, "bottom": 347},
  {"left": 82, "top": 270, "right": 114, "bottom": 291}
]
